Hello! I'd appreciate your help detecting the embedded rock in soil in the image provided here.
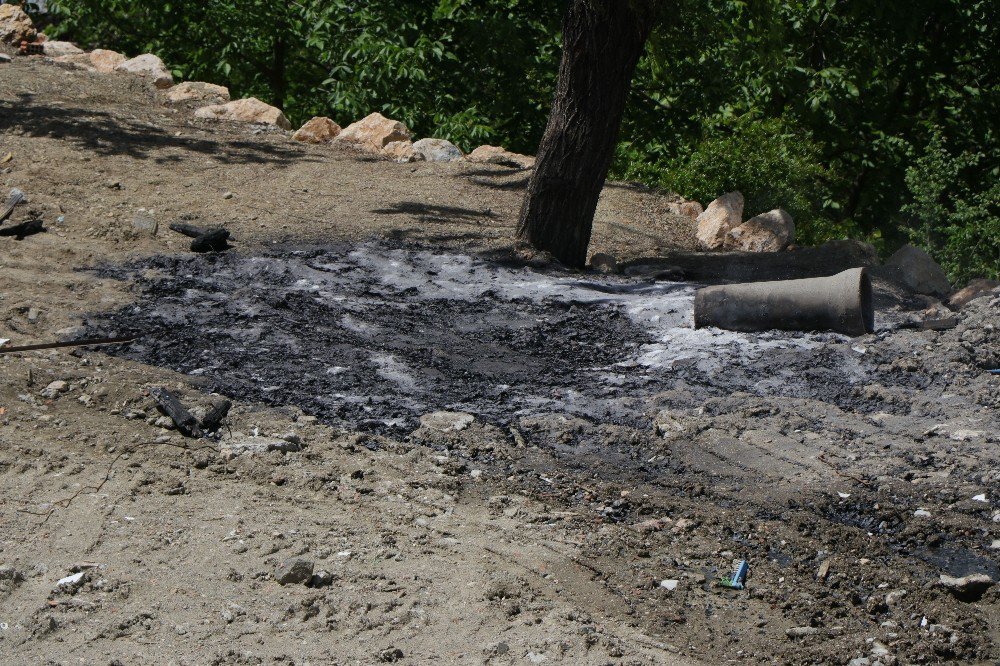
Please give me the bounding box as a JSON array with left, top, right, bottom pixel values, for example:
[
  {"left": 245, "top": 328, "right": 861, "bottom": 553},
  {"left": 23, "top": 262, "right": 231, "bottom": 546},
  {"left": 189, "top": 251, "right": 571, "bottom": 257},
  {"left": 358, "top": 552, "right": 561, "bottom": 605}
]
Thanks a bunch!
[
  {"left": 166, "top": 81, "right": 230, "bottom": 104},
  {"left": 293, "top": 116, "right": 341, "bottom": 144},
  {"left": 412, "top": 138, "right": 464, "bottom": 162},
  {"left": 56, "top": 49, "right": 127, "bottom": 73},
  {"left": 334, "top": 112, "right": 411, "bottom": 153},
  {"left": 274, "top": 558, "right": 314, "bottom": 585},
  {"left": 884, "top": 244, "right": 951, "bottom": 297},
  {"left": 194, "top": 97, "right": 291, "bottom": 130},
  {"left": 939, "top": 573, "right": 994, "bottom": 602},
  {"left": 115, "top": 53, "right": 174, "bottom": 89}
]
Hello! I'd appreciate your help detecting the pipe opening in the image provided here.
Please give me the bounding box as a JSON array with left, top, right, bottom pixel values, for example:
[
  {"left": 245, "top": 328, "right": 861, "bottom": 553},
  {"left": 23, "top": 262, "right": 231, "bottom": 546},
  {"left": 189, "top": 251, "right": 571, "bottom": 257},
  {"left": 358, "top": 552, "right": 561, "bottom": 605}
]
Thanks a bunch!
[{"left": 859, "top": 269, "right": 874, "bottom": 333}]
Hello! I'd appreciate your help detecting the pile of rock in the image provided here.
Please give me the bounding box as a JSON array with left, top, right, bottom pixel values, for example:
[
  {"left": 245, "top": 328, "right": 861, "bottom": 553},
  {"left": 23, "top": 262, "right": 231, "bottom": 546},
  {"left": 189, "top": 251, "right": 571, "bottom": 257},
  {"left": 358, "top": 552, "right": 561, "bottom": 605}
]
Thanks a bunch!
[{"left": 695, "top": 191, "right": 796, "bottom": 253}]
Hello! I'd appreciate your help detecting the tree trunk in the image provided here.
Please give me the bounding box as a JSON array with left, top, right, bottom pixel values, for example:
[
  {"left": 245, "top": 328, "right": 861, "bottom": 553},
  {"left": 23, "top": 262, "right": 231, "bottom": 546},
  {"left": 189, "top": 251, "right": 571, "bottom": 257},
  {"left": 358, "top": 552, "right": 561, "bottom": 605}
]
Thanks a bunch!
[{"left": 517, "top": 0, "right": 655, "bottom": 268}]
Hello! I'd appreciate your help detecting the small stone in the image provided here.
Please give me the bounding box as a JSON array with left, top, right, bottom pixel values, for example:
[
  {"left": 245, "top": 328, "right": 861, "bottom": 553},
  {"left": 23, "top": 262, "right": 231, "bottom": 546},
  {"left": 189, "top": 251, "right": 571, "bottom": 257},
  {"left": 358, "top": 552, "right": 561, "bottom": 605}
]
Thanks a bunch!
[
  {"left": 884, "top": 589, "right": 907, "bottom": 606},
  {"left": 222, "top": 191, "right": 234, "bottom": 200},
  {"left": 466, "top": 145, "right": 534, "bottom": 169},
  {"left": 939, "top": 573, "right": 995, "bottom": 602},
  {"left": 412, "top": 138, "right": 464, "bottom": 162},
  {"left": 132, "top": 212, "right": 157, "bottom": 235},
  {"left": 660, "top": 579, "right": 679, "bottom": 591},
  {"left": 274, "top": 557, "right": 314, "bottom": 585},
  {"left": 40, "top": 380, "right": 69, "bottom": 398},
  {"left": 0, "top": 53, "right": 13, "bottom": 64},
  {"left": 786, "top": 626, "right": 820, "bottom": 638},
  {"left": 309, "top": 570, "right": 333, "bottom": 588},
  {"left": 950, "top": 429, "right": 982, "bottom": 442},
  {"left": 153, "top": 415, "right": 174, "bottom": 429},
  {"left": 816, "top": 559, "right": 831, "bottom": 581},
  {"left": 972, "top": 493, "right": 988, "bottom": 502},
  {"left": 378, "top": 648, "right": 404, "bottom": 663},
  {"left": 42, "top": 41, "right": 83, "bottom": 57},
  {"left": 419, "top": 411, "right": 474, "bottom": 432},
  {"left": 672, "top": 518, "right": 695, "bottom": 533},
  {"left": 381, "top": 140, "right": 423, "bottom": 163},
  {"left": 913, "top": 509, "right": 931, "bottom": 518},
  {"left": 220, "top": 435, "right": 301, "bottom": 459}
]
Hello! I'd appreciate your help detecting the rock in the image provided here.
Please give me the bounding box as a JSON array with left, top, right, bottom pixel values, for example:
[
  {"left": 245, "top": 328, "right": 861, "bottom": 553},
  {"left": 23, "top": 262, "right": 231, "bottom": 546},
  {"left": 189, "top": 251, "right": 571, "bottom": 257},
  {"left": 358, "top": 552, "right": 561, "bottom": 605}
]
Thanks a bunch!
[
  {"left": 725, "top": 208, "right": 795, "bottom": 252},
  {"left": 466, "top": 145, "right": 534, "bottom": 169},
  {"left": 0, "top": 53, "right": 10, "bottom": 64},
  {"left": 194, "top": 97, "right": 291, "bottom": 130},
  {"left": 847, "top": 659, "right": 871, "bottom": 666},
  {"left": 334, "top": 112, "right": 412, "bottom": 153},
  {"left": 381, "top": 140, "right": 424, "bottom": 163},
  {"left": 696, "top": 191, "right": 744, "bottom": 250},
  {"left": 666, "top": 199, "right": 704, "bottom": 220},
  {"left": 0, "top": 4, "right": 36, "bottom": 45},
  {"left": 219, "top": 435, "right": 302, "bottom": 459},
  {"left": 132, "top": 211, "right": 157, "bottom": 235},
  {"left": 115, "top": 53, "right": 174, "bottom": 89},
  {"left": 41, "top": 41, "right": 83, "bottom": 57},
  {"left": 412, "top": 138, "right": 464, "bottom": 162},
  {"left": 948, "top": 278, "right": 999, "bottom": 309},
  {"left": 631, "top": 517, "right": 672, "bottom": 533},
  {"left": 292, "top": 116, "right": 341, "bottom": 144},
  {"left": 672, "top": 517, "right": 696, "bottom": 533},
  {"left": 590, "top": 253, "right": 617, "bottom": 273},
  {"left": 786, "top": 626, "right": 820, "bottom": 638},
  {"left": 660, "top": 579, "right": 680, "bottom": 591},
  {"left": 40, "top": 380, "right": 69, "bottom": 398},
  {"left": 378, "top": 648, "right": 404, "bottom": 663},
  {"left": 274, "top": 558, "right": 314, "bottom": 585},
  {"left": 166, "top": 81, "right": 230, "bottom": 104},
  {"left": 55, "top": 49, "right": 127, "bottom": 73},
  {"left": 939, "top": 573, "right": 994, "bottom": 602},
  {"left": 884, "top": 589, "right": 907, "bottom": 606},
  {"left": 884, "top": 244, "right": 951, "bottom": 297},
  {"left": 419, "top": 411, "right": 474, "bottom": 432}
]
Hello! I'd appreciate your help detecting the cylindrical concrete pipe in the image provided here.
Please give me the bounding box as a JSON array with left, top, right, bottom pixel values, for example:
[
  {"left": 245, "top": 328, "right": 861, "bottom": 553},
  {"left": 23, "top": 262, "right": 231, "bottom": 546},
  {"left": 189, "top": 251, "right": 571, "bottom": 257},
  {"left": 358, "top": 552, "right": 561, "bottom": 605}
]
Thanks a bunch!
[{"left": 693, "top": 267, "right": 874, "bottom": 336}]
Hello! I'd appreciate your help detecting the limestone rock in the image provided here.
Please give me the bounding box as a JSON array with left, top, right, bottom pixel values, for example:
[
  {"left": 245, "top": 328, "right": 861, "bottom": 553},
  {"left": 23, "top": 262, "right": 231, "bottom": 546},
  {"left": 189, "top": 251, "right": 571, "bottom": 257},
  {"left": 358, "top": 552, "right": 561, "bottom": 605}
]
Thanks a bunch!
[
  {"left": 333, "top": 112, "right": 412, "bottom": 153},
  {"left": 419, "top": 411, "right": 474, "bottom": 432},
  {"left": 194, "top": 97, "right": 291, "bottom": 130},
  {"left": 725, "top": 208, "right": 795, "bottom": 252},
  {"left": 381, "top": 140, "right": 423, "bottom": 163},
  {"left": 0, "top": 4, "right": 35, "bottom": 45},
  {"left": 219, "top": 435, "right": 301, "bottom": 459},
  {"left": 939, "top": 573, "right": 994, "bottom": 602},
  {"left": 696, "top": 192, "right": 744, "bottom": 250},
  {"left": 56, "top": 49, "right": 127, "bottom": 73},
  {"left": 292, "top": 116, "right": 341, "bottom": 143},
  {"left": 411, "top": 138, "right": 464, "bottom": 162},
  {"left": 42, "top": 41, "right": 83, "bottom": 57},
  {"left": 166, "top": 81, "right": 230, "bottom": 104},
  {"left": 115, "top": 53, "right": 174, "bottom": 89},
  {"left": 466, "top": 145, "right": 534, "bottom": 169},
  {"left": 948, "top": 278, "right": 999, "bottom": 309},
  {"left": 885, "top": 244, "right": 951, "bottom": 297}
]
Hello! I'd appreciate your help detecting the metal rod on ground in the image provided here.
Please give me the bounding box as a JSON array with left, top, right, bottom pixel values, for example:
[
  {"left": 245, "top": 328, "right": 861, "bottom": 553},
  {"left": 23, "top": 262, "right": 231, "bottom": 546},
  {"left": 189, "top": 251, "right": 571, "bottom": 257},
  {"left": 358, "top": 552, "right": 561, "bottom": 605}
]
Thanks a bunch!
[{"left": 0, "top": 337, "right": 134, "bottom": 354}]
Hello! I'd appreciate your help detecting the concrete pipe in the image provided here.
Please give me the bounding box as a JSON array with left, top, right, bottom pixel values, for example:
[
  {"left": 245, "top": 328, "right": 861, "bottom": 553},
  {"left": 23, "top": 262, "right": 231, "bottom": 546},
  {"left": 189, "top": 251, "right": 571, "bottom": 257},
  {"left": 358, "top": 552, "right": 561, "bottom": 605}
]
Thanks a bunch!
[{"left": 693, "top": 267, "right": 874, "bottom": 336}]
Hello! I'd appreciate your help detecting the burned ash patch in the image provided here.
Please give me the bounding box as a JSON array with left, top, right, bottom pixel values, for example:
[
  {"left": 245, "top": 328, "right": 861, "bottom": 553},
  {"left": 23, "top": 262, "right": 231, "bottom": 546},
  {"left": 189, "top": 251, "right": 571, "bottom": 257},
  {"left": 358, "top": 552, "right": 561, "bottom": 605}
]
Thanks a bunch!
[{"left": 83, "top": 242, "right": 892, "bottom": 432}]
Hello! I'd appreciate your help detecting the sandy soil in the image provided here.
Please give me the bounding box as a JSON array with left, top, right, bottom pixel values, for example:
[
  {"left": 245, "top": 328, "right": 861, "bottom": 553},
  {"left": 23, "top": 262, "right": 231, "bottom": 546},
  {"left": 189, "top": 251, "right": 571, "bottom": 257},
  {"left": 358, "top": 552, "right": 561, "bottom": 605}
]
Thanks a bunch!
[{"left": 1, "top": 54, "right": 999, "bottom": 665}]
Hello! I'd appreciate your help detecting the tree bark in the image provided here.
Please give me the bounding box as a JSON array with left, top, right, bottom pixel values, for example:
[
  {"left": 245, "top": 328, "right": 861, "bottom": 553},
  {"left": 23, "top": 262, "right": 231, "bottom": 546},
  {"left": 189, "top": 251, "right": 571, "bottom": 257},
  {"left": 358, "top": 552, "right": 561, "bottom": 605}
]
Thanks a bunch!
[{"left": 517, "top": 0, "right": 655, "bottom": 268}]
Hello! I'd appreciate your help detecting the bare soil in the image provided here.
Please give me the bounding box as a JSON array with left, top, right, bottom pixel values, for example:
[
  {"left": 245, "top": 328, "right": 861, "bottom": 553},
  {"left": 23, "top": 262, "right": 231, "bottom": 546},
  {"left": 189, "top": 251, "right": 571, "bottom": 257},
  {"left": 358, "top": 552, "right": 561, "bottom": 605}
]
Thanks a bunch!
[{"left": 1, "top": 54, "right": 999, "bottom": 666}]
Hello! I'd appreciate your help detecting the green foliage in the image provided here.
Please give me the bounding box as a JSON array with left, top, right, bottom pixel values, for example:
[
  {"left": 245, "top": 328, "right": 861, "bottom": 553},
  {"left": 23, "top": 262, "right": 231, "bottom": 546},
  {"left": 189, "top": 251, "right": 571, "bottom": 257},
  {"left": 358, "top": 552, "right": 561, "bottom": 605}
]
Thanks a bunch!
[
  {"left": 616, "top": 116, "right": 846, "bottom": 246},
  {"left": 903, "top": 132, "right": 1000, "bottom": 282},
  {"left": 41, "top": 0, "right": 562, "bottom": 152},
  {"left": 36, "top": 0, "right": 1000, "bottom": 279}
]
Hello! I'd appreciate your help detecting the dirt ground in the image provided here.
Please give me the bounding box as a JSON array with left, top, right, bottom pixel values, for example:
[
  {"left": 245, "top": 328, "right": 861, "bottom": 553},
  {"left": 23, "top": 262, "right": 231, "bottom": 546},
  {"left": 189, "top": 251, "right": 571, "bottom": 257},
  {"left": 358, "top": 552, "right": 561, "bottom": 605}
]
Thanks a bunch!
[{"left": 1, "top": 54, "right": 999, "bottom": 666}]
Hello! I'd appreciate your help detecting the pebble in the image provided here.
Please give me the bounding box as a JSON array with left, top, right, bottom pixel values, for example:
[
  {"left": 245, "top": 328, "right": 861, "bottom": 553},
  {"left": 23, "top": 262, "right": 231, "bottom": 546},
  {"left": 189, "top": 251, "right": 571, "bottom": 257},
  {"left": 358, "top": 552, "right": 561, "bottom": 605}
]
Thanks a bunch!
[
  {"left": 786, "top": 626, "right": 820, "bottom": 638},
  {"left": 0, "top": 54, "right": 11, "bottom": 64},
  {"left": 222, "top": 191, "right": 234, "bottom": 199},
  {"left": 660, "top": 579, "right": 679, "bottom": 591},
  {"left": 274, "top": 557, "right": 314, "bottom": 585},
  {"left": 40, "top": 380, "right": 69, "bottom": 398},
  {"left": 913, "top": 509, "right": 931, "bottom": 518}
]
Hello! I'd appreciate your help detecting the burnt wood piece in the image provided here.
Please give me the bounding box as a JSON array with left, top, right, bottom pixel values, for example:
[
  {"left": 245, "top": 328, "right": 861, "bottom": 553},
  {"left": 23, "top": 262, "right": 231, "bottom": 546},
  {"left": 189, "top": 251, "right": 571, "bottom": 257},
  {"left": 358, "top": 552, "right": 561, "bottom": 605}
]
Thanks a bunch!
[
  {"left": 199, "top": 398, "right": 232, "bottom": 432},
  {"left": 0, "top": 189, "right": 25, "bottom": 225},
  {"left": 149, "top": 387, "right": 204, "bottom": 438},
  {"left": 0, "top": 218, "right": 44, "bottom": 239},
  {"left": 0, "top": 336, "right": 133, "bottom": 355},
  {"left": 168, "top": 223, "right": 231, "bottom": 253}
]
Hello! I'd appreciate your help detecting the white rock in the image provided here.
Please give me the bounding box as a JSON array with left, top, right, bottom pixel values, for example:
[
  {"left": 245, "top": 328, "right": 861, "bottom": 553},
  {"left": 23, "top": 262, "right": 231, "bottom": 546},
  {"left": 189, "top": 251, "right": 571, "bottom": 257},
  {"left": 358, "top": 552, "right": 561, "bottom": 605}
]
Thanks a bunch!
[
  {"left": 660, "top": 579, "right": 679, "bottom": 591},
  {"left": 55, "top": 572, "right": 84, "bottom": 588},
  {"left": 115, "top": 53, "right": 173, "bottom": 89},
  {"left": 220, "top": 435, "right": 301, "bottom": 458},
  {"left": 725, "top": 208, "right": 795, "bottom": 252},
  {"left": 913, "top": 509, "right": 931, "bottom": 518},
  {"left": 419, "top": 411, "right": 474, "bottom": 432},
  {"left": 972, "top": 493, "right": 987, "bottom": 502},
  {"left": 466, "top": 145, "right": 534, "bottom": 169},
  {"left": 412, "top": 138, "right": 464, "bottom": 162}
]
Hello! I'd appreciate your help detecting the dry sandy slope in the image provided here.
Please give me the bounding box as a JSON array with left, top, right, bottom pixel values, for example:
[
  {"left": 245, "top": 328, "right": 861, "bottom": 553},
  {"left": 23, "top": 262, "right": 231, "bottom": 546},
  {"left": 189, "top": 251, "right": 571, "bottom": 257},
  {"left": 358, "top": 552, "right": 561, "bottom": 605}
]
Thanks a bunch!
[{"left": 0, "top": 55, "right": 998, "bottom": 666}]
